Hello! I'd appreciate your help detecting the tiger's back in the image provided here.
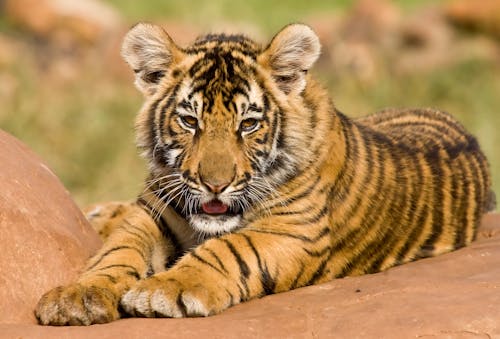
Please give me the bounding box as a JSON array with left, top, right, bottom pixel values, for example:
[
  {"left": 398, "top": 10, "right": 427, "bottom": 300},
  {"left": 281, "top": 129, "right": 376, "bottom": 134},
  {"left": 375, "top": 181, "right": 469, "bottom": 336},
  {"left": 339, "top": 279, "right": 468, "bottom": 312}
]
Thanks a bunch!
[{"left": 339, "top": 108, "right": 494, "bottom": 273}]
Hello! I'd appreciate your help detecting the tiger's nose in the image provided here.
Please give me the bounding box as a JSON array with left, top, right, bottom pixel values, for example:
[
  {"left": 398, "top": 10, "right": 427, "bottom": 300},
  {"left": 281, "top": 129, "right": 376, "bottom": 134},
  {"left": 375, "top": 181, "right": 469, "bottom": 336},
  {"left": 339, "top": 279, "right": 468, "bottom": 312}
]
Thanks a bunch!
[{"left": 202, "top": 180, "right": 231, "bottom": 194}]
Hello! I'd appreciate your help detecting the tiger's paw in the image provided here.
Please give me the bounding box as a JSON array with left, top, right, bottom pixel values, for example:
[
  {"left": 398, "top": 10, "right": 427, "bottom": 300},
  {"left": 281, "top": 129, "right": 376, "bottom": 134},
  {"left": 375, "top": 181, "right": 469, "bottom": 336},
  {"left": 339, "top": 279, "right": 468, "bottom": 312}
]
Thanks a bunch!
[
  {"left": 120, "top": 271, "right": 231, "bottom": 318},
  {"left": 35, "top": 283, "right": 120, "bottom": 326}
]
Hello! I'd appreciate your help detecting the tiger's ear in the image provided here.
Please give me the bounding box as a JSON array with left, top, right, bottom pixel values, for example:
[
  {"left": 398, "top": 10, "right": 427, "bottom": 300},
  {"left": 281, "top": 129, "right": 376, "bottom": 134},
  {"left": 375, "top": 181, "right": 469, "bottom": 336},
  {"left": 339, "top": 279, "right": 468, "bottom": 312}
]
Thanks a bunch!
[
  {"left": 121, "top": 23, "right": 182, "bottom": 95},
  {"left": 260, "top": 24, "right": 321, "bottom": 95}
]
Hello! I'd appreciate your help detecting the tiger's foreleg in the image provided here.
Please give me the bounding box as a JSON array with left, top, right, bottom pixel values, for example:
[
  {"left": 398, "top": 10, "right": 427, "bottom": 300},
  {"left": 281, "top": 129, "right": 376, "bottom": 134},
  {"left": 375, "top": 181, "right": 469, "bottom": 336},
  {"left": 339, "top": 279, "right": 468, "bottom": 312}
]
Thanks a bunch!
[
  {"left": 35, "top": 202, "right": 175, "bottom": 325},
  {"left": 120, "top": 225, "right": 325, "bottom": 317}
]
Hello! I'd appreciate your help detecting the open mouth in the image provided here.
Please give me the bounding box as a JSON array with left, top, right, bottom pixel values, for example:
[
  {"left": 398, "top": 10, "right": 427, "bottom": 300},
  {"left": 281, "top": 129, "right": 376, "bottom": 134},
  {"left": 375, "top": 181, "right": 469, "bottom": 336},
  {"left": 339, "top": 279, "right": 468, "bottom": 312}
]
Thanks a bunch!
[
  {"left": 189, "top": 199, "right": 244, "bottom": 235},
  {"left": 201, "top": 199, "right": 230, "bottom": 215}
]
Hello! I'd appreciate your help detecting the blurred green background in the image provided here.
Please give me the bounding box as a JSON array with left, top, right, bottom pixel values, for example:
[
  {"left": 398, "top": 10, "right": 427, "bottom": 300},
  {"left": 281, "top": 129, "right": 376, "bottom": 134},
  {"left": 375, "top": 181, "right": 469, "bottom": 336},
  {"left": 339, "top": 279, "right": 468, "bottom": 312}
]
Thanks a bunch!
[{"left": 0, "top": 0, "right": 498, "bottom": 208}]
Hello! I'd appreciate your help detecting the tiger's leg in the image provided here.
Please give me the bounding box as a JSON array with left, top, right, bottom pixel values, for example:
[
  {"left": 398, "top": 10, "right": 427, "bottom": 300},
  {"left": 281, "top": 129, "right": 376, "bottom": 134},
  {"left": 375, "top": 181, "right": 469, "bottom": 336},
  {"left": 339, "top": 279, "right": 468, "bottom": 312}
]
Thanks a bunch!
[
  {"left": 120, "top": 225, "right": 326, "bottom": 317},
  {"left": 35, "top": 202, "right": 175, "bottom": 325},
  {"left": 84, "top": 201, "right": 138, "bottom": 241}
]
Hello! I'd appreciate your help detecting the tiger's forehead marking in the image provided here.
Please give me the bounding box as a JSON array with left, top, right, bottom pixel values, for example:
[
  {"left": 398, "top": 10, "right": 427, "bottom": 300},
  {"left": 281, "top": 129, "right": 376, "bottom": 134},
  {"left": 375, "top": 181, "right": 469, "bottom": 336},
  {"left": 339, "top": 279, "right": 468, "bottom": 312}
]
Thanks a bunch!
[
  {"left": 176, "top": 35, "right": 263, "bottom": 116},
  {"left": 184, "top": 33, "right": 262, "bottom": 57}
]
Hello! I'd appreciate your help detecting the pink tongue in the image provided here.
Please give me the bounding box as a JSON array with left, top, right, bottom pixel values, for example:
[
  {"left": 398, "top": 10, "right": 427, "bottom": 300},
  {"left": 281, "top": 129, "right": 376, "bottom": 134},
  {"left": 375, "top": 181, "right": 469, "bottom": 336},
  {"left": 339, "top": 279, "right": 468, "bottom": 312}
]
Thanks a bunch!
[{"left": 202, "top": 200, "right": 229, "bottom": 215}]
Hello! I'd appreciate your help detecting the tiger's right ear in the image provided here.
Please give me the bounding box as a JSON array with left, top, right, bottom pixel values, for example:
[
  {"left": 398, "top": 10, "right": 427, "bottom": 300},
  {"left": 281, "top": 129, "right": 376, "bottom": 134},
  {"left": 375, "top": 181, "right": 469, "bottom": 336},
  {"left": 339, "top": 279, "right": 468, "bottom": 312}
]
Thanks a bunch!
[
  {"left": 121, "top": 23, "right": 182, "bottom": 95},
  {"left": 259, "top": 24, "right": 320, "bottom": 95}
]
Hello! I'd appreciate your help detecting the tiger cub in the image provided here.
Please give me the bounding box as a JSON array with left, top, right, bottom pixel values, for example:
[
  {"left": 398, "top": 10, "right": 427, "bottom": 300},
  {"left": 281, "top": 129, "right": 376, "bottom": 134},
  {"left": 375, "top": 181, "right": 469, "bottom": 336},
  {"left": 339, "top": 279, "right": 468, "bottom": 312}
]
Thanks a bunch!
[{"left": 35, "top": 23, "right": 495, "bottom": 325}]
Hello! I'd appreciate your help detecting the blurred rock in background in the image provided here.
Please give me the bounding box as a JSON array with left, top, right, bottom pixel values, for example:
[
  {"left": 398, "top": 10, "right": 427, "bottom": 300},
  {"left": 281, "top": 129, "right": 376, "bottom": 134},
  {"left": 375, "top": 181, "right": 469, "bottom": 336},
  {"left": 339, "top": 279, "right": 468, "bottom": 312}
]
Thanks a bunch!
[
  {"left": 2, "top": 0, "right": 126, "bottom": 82},
  {"left": 310, "top": 0, "right": 500, "bottom": 83},
  {"left": 446, "top": 0, "right": 500, "bottom": 39},
  {"left": 4, "top": 0, "right": 122, "bottom": 44}
]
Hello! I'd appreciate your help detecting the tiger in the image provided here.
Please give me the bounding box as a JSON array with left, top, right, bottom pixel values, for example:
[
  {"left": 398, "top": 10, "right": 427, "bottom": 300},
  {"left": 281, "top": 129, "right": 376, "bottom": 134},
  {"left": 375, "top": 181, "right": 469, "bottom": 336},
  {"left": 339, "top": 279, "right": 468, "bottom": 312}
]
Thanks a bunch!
[{"left": 35, "top": 23, "right": 495, "bottom": 326}]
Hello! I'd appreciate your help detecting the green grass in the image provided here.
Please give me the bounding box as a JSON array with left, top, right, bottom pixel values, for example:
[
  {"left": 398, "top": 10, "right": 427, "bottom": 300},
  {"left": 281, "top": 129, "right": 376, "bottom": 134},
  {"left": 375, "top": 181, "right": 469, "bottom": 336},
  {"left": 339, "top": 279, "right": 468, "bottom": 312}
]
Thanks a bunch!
[
  {"left": 104, "top": 0, "right": 439, "bottom": 33},
  {"left": 0, "top": 1, "right": 498, "bottom": 208}
]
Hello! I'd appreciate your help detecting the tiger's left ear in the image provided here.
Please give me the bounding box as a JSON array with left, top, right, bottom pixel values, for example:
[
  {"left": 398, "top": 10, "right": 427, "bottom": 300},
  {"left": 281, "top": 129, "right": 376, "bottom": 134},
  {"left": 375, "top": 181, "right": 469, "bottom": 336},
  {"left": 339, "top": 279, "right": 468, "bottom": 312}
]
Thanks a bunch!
[
  {"left": 259, "top": 24, "right": 321, "bottom": 95},
  {"left": 121, "top": 23, "right": 183, "bottom": 96}
]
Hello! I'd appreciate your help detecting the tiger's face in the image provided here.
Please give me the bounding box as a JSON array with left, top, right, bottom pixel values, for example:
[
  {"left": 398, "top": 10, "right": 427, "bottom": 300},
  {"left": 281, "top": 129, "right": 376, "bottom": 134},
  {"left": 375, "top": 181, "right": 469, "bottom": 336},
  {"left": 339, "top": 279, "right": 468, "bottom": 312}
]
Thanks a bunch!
[{"left": 122, "top": 23, "right": 320, "bottom": 236}]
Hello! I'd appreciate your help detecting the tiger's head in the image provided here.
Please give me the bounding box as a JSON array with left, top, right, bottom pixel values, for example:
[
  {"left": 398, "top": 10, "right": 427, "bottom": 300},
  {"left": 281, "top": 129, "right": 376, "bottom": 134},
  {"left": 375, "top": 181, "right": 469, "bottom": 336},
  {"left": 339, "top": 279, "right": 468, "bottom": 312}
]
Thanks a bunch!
[{"left": 122, "top": 23, "right": 322, "bottom": 236}]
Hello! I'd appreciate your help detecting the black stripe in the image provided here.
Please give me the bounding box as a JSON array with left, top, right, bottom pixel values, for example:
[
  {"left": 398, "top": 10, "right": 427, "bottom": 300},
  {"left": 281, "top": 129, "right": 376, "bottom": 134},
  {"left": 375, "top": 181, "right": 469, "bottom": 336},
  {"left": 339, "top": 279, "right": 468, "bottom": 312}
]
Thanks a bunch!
[
  {"left": 262, "top": 109, "right": 281, "bottom": 175},
  {"left": 468, "top": 155, "right": 483, "bottom": 239},
  {"left": 94, "top": 264, "right": 141, "bottom": 283},
  {"left": 145, "top": 97, "right": 163, "bottom": 151},
  {"left": 241, "top": 234, "right": 276, "bottom": 295},
  {"left": 225, "top": 288, "right": 235, "bottom": 307},
  {"left": 453, "top": 157, "right": 468, "bottom": 248},
  {"left": 87, "top": 246, "right": 146, "bottom": 271},
  {"left": 301, "top": 205, "right": 329, "bottom": 224},
  {"left": 221, "top": 239, "right": 250, "bottom": 300},
  {"left": 126, "top": 270, "right": 141, "bottom": 280},
  {"left": 118, "top": 222, "right": 152, "bottom": 243},
  {"left": 327, "top": 113, "right": 356, "bottom": 205},
  {"left": 267, "top": 174, "right": 322, "bottom": 211},
  {"left": 289, "top": 263, "right": 305, "bottom": 289},
  {"left": 247, "top": 227, "right": 330, "bottom": 243},
  {"left": 306, "top": 258, "right": 328, "bottom": 285},
  {"left": 176, "top": 292, "right": 188, "bottom": 317},
  {"left": 189, "top": 251, "right": 226, "bottom": 276},
  {"left": 303, "top": 246, "right": 332, "bottom": 257},
  {"left": 156, "top": 214, "right": 183, "bottom": 266},
  {"left": 205, "top": 248, "right": 229, "bottom": 274},
  {"left": 395, "top": 154, "right": 427, "bottom": 263},
  {"left": 158, "top": 84, "right": 181, "bottom": 142},
  {"left": 96, "top": 274, "right": 117, "bottom": 284},
  {"left": 420, "top": 151, "right": 445, "bottom": 253},
  {"left": 93, "top": 263, "right": 141, "bottom": 274}
]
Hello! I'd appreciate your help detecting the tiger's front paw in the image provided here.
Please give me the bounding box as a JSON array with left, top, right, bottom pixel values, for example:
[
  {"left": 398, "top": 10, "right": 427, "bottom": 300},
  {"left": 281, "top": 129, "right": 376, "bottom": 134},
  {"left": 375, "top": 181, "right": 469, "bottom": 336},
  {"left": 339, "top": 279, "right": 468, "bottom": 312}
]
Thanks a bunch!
[
  {"left": 35, "top": 283, "right": 119, "bottom": 325},
  {"left": 120, "top": 271, "right": 232, "bottom": 318}
]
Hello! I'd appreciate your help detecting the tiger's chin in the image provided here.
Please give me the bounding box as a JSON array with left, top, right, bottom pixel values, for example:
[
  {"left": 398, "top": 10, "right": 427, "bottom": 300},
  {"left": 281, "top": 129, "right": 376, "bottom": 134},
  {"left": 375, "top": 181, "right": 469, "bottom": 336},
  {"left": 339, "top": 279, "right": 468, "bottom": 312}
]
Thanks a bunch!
[{"left": 188, "top": 214, "right": 242, "bottom": 237}]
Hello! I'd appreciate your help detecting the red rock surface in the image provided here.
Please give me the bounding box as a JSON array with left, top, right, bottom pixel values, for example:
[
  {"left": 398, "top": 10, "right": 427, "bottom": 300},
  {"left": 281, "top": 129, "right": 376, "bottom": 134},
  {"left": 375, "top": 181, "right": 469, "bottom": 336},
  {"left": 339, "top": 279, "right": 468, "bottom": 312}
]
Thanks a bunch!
[
  {"left": 0, "top": 130, "right": 101, "bottom": 324},
  {"left": 0, "top": 129, "right": 499, "bottom": 337}
]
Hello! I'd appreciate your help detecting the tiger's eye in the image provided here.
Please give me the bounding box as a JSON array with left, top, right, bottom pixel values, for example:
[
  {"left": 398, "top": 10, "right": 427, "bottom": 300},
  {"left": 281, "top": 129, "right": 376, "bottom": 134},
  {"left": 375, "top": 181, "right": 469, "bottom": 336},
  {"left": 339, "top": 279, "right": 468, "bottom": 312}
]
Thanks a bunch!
[
  {"left": 180, "top": 115, "right": 198, "bottom": 129},
  {"left": 240, "top": 118, "right": 259, "bottom": 132}
]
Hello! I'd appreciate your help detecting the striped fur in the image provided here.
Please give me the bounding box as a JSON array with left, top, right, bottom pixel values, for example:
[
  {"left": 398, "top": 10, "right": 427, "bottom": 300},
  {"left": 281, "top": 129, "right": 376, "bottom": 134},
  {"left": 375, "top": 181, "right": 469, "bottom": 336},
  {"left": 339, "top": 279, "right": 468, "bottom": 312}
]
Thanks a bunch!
[{"left": 35, "top": 23, "right": 495, "bottom": 325}]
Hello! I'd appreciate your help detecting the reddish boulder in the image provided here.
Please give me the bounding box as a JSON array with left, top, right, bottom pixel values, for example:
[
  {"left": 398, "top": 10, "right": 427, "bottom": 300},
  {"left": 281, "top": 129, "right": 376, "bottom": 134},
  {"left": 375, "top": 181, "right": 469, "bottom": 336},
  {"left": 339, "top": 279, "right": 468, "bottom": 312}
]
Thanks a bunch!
[{"left": 0, "top": 130, "right": 101, "bottom": 324}]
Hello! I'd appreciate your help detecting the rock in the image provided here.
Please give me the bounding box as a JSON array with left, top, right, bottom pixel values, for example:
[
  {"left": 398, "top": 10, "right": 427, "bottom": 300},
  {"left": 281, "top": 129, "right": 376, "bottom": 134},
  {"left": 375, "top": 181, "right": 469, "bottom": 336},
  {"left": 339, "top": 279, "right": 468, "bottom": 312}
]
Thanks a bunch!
[
  {"left": 394, "top": 7, "right": 455, "bottom": 74},
  {"left": 0, "top": 129, "right": 499, "bottom": 337},
  {"left": 2, "top": 0, "right": 127, "bottom": 83},
  {"left": 446, "top": 0, "right": 500, "bottom": 39},
  {"left": 342, "top": 0, "right": 401, "bottom": 46},
  {"left": 3, "top": 0, "right": 122, "bottom": 45},
  {"left": 0, "top": 129, "right": 101, "bottom": 324},
  {"left": 326, "top": 0, "right": 402, "bottom": 83}
]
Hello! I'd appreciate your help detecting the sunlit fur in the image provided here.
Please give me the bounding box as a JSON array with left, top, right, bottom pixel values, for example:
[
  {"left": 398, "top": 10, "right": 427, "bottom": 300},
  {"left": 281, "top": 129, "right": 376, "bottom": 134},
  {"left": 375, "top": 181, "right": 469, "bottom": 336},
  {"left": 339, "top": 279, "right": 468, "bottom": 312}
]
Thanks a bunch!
[{"left": 35, "top": 23, "right": 495, "bottom": 326}]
